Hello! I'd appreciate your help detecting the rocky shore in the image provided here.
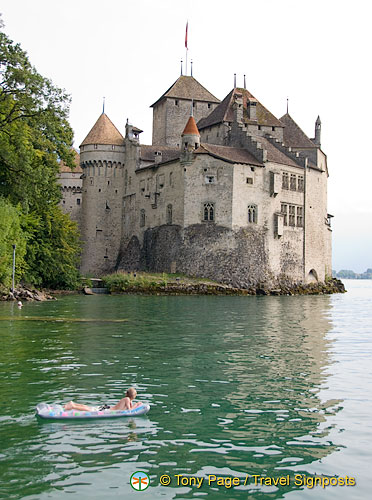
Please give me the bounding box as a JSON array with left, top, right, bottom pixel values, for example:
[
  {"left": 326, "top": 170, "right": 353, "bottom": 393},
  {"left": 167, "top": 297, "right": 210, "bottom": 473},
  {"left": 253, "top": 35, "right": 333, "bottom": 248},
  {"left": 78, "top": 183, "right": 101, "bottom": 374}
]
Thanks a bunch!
[
  {"left": 0, "top": 286, "right": 55, "bottom": 302},
  {"left": 104, "top": 276, "right": 346, "bottom": 296}
]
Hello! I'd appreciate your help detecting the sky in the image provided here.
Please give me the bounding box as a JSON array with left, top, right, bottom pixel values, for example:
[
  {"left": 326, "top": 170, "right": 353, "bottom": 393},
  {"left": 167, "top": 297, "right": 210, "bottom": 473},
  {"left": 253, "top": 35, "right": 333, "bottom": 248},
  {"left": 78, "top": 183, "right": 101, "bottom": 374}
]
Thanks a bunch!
[{"left": 1, "top": 0, "right": 372, "bottom": 272}]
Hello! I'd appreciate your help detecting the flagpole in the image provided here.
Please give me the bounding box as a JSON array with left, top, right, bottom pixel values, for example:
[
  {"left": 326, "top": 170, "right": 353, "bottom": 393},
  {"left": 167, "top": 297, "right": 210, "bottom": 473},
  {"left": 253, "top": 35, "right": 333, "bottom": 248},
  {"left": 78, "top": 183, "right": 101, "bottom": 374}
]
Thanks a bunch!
[{"left": 185, "top": 21, "right": 188, "bottom": 76}]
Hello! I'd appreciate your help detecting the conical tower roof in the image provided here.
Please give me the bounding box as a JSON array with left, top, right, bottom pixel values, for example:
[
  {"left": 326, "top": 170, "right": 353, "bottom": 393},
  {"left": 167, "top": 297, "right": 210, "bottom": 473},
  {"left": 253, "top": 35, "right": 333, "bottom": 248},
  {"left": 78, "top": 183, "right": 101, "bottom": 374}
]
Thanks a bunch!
[
  {"left": 80, "top": 113, "right": 124, "bottom": 147},
  {"left": 182, "top": 116, "right": 200, "bottom": 136}
]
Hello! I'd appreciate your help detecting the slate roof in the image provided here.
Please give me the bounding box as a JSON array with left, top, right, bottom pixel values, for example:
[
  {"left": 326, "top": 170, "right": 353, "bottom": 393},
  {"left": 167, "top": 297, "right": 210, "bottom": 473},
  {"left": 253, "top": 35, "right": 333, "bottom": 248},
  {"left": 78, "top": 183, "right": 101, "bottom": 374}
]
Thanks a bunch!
[
  {"left": 198, "top": 88, "right": 283, "bottom": 130},
  {"left": 80, "top": 113, "right": 124, "bottom": 147},
  {"left": 182, "top": 116, "right": 200, "bottom": 136},
  {"left": 195, "top": 143, "right": 263, "bottom": 166},
  {"left": 280, "top": 113, "right": 317, "bottom": 149},
  {"left": 151, "top": 76, "right": 220, "bottom": 107},
  {"left": 140, "top": 145, "right": 181, "bottom": 164},
  {"left": 59, "top": 150, "right": 82, "bottom": 173},
  {"left": 258, "top": 136, "right": 300, "bottom": 167}
]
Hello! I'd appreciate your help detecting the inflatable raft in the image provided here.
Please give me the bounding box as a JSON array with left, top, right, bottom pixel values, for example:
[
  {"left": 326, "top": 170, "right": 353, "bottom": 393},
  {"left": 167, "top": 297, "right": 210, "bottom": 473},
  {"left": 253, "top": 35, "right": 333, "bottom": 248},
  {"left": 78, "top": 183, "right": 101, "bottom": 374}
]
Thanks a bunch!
[{"left": 35, "top": 402, "right": 150, "bottom": 420}]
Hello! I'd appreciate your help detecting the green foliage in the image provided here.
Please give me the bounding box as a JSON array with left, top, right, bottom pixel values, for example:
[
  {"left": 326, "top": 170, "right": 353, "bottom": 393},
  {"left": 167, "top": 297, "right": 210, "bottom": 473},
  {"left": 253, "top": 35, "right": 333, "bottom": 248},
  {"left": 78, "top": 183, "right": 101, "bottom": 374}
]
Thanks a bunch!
[
  {"left": 22, "top": 206, "right": 81, "bottom": 289},
  {"left": 102, "top": 272, "right": 169, "bottom": 292},
  {"left": 0, "top": 197, "right": 27, "bottom": 287},
  {"left": 0, "top": 28, "right": 80, "bottom": 289},
  {"left": 0, "top": 31, "right": 75, "bottom": 211}
]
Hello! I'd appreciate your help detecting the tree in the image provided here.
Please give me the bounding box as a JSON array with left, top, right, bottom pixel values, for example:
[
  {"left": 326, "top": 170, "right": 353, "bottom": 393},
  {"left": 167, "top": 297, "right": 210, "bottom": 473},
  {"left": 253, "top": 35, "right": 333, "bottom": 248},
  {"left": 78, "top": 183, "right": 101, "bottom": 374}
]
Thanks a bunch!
[
  {"left": 0, "top": 197, "right": 27, "bottom": 287},
  {"left": 0, "top": 30, "right": 75, "bottom": 211},
  {"left": 0, "top": 28, "right": 80, "bottom": 289}
]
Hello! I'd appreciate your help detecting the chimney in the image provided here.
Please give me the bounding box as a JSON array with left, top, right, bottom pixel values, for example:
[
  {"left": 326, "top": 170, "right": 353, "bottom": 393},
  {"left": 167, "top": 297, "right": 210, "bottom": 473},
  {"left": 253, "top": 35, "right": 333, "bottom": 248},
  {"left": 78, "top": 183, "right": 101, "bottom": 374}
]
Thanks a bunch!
[{"left": 233, "top": 92, "right": 243, "bottom": 124}]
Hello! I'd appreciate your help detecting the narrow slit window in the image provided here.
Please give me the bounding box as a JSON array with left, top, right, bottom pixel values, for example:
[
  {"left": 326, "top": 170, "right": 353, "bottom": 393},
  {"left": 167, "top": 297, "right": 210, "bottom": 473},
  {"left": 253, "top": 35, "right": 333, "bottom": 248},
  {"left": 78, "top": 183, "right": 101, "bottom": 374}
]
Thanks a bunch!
[{"left": 248, "top": 204, "right": 257, "bottom": 223}]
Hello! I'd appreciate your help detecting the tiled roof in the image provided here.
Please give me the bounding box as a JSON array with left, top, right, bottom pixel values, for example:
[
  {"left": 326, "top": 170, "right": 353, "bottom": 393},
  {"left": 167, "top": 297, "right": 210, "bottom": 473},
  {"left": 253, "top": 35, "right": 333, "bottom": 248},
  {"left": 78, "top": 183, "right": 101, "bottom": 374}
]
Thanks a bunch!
[
  {"left": 151, "top": 76, "right": 220, "bottom": 107},
  {"left": 59, "top": 150, "right": 82, "bottom": 173},
  {"left": 182, "top": 116, "right": 200, "bottom": 136},
  {"left": 258, "top": 136, "right": 300, "bottom": 167},
  {"left": 140, "top": 145, "right": 181, "bottom": 164},
  {"left": 198, "top": 88, "right": 283, "bottom": 130},
  {"left": 280, "top": 113, "right": 317, "bottom": 149},
  {"left": 80, "top": 113, "right": 124, "bottom": 147},
  {"left": 195, "top": 143, "right": 263, "bottom": 166}
]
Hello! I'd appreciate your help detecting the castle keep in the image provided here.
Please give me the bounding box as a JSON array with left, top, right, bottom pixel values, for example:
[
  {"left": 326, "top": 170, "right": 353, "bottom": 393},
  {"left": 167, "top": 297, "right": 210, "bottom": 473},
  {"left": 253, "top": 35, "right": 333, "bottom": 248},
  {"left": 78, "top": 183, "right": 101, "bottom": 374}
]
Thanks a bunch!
[{"left": 59, "top": 74, "right": 332, "bottom": 289}]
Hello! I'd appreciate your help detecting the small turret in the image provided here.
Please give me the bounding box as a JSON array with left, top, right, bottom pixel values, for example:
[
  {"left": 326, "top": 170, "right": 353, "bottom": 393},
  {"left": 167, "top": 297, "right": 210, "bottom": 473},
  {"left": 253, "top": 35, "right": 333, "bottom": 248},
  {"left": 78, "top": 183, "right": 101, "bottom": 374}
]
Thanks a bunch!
[
  {"left": 181, "top": 114, "right": 200, "bottom": 152},
  {"left": 314, "top": 115, "right": 321, "bottom": 147}
]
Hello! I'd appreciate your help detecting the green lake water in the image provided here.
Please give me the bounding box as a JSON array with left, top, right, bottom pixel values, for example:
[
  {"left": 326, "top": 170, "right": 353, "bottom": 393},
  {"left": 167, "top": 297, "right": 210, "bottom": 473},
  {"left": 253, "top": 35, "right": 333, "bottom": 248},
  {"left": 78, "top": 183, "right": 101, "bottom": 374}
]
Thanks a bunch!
[{"left": 0, "top": 280, "right": 371, "bottom": 499}]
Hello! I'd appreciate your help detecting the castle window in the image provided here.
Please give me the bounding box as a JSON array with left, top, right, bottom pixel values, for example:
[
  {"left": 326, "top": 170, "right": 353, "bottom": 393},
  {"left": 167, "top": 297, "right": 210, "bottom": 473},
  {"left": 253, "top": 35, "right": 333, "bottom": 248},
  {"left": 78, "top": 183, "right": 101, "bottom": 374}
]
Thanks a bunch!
[
  {"left": 248, "top": 204, "right": 257, "bottom": 224},
  {"left": 175, "top": 100, "right": 179, "bottom": 106},
  {"left": 205, "top": 175, "right": 215, "bottom": 184},
  {"left": 203, "top": 202, "right": 215, "bottom": 222},
  {"left": 98, "top": 188, "right": 101, "bottom": 192},
  {"left": 140, "top": 209, "right": 146, "bottom": 227},
  {"left": 90, "top": 178, "right": 94, "bottom": 185},
  {"left": 77, "top": 198, "right": 81, "bottom": 205},
  {"left": 246, "top": 177, "right": 253, "bottom": 185},
  {"left": 290, "top": 174, "right": 296, "bottom": 191},
  {"left": 166, "top": 204, "right": 173, "bottom": 225},
  {"left": 208, "top": 103, "right": 211, "bottom": 109},
  {"left": 258, "top": 125, "right": 261, "bottom": 130},
  {"left": 94, "top": 144, "right": 98, "bottom": 149},
  {"left": 289, "top": 205, "right": 296, "bottom": 226},
  {"left": 169, "top": 172, "right": 173, "bottom": 186},
  {"left": 282, "top": 172, "right": 289, "bottom": 190},
  {"left": 193, "top": 101, "right": 196, "bottom": 108},
  {"left": 297, "top": 206, "right": 303, "bottom": 227},
  {"left": 112, "top": 145, "right": 115, "bottom": 150},
  {"left": 298, "top": 175, "right": 304, "bottom": 192},
  {"left": 281, "top": 204, "right": 288, "bottom": 226},
  {"left": 272, "top": 126, "right": 275, "bottom": 131}
]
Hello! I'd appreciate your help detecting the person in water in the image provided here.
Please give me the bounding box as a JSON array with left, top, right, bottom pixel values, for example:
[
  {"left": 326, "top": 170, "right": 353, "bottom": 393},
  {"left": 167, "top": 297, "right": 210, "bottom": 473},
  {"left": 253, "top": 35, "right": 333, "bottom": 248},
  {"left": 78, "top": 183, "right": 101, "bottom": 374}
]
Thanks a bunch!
[{"left": 64, "top": 387, "right": 140, "bottom": 411}]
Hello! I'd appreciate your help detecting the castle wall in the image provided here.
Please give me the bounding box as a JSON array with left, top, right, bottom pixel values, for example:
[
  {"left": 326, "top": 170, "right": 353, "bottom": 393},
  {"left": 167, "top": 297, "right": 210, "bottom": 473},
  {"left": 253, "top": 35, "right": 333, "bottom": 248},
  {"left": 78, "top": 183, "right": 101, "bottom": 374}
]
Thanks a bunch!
[
  {"left": 153, "top": 98, "right": 218, "bottom": 147},
  {"left": 142, "top": 224, "right": 269, "bottom": 288},
  {"left": 58, "top": 172, "right": 82, "bottom": 225},
  {"left": 304, "top": 151, "right": 330, "bottom": 281},
  {"left": 80, "top": 144, "right": 125, "bottom": 275},
  {"left": 183, "top": 155, "right": 233, "bottom": 228}
]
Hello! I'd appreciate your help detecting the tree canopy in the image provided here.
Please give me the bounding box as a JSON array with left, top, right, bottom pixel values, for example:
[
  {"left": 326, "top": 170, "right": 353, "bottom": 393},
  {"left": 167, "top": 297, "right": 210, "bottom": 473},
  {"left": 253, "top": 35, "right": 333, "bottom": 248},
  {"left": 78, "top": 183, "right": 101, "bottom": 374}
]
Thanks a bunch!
[{"left": 0, "top": 27, "right": 80, "bottom": 289}]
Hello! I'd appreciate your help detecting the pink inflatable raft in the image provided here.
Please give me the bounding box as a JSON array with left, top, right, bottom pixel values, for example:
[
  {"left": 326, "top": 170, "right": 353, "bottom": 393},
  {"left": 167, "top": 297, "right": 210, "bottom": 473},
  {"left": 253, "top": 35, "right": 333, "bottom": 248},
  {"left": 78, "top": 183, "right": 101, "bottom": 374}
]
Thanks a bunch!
[{"left": 36, "top": 402, "right": 150, "bottom": 420}]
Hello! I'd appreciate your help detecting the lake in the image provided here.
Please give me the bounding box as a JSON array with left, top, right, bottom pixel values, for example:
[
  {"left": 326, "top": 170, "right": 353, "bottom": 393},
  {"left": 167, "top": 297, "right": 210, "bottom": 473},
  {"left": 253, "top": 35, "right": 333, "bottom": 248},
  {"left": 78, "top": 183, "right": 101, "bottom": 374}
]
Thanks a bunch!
[{"left": 0, "top": 280, "right": 371, "bottom": 499}]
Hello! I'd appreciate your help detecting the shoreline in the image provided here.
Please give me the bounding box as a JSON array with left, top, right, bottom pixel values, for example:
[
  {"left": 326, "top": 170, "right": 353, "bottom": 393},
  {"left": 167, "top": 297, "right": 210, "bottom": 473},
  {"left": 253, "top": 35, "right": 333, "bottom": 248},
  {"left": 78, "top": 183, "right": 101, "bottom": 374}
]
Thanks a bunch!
[{"left": 1, "top": 276, "right": 346, "bottom": 301}]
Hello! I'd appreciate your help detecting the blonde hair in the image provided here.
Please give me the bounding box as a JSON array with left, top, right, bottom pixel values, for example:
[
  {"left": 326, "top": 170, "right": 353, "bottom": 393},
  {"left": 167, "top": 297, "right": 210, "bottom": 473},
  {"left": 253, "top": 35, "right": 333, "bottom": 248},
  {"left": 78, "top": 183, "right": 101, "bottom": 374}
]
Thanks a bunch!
[{"left": 126, "top": 387, "right": 137, "bottom": 399}]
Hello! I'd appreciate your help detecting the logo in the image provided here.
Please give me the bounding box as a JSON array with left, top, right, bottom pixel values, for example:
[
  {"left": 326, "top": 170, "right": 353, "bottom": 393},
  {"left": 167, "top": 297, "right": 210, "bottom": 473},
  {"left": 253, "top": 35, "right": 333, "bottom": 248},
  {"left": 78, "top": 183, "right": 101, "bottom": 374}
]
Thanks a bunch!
[{"left": 130, "top": 471, "right": 150, "bottom": 491}]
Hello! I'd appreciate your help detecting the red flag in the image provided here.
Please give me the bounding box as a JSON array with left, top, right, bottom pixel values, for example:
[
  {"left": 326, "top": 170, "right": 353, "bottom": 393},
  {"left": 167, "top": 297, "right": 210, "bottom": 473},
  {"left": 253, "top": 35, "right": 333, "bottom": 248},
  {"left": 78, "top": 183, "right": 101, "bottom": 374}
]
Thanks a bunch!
[{"left": 185, "top": 22, "right": 188, "bottom": 49}]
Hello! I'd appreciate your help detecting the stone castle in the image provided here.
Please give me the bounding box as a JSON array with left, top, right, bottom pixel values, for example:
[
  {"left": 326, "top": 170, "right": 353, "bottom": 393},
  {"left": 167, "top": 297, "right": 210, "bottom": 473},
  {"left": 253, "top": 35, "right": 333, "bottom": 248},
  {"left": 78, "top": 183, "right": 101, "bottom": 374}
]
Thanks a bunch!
[{"left": 59, "top": 73, "right": 332, "bottom": 290}]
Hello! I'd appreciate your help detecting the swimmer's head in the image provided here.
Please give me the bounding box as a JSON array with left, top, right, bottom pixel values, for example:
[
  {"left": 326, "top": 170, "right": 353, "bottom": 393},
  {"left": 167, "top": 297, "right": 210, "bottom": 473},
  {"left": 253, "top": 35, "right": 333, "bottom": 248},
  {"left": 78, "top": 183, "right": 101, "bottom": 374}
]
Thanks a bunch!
[{"left": 126, "top": 387, "right": 137, "bottom": 399}]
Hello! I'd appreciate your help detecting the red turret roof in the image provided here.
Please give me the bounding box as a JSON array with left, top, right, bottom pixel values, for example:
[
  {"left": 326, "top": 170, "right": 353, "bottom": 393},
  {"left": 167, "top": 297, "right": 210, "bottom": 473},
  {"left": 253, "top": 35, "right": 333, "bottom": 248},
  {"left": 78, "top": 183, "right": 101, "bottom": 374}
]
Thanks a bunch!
[{"left": 182, "top": 116, "right": 200, "bottom": 136}]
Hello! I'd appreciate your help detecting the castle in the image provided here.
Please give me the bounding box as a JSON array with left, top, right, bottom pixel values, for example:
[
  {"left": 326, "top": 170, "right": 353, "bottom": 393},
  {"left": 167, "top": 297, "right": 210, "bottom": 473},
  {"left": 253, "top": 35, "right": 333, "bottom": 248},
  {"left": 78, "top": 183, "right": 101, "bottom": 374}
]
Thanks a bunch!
[{"left": 59, "top": 73, "right": 332, "bottom": 289}]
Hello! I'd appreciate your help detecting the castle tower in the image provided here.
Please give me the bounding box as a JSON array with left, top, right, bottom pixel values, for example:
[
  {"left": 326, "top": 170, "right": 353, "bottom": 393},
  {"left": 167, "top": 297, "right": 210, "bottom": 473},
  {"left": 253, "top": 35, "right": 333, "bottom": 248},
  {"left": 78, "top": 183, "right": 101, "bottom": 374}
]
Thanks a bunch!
[
  {"left": 151, "top": 75, "right": 219, "bottom": 147},
  {"left": 79, "top": 113, "right": 125, "bottom": 275},
  {"left": 181, "top": 114, "right": 200, "bottom": 151},
  {"left": 314, "top": 115, "right": 321, "bottom": 147}
]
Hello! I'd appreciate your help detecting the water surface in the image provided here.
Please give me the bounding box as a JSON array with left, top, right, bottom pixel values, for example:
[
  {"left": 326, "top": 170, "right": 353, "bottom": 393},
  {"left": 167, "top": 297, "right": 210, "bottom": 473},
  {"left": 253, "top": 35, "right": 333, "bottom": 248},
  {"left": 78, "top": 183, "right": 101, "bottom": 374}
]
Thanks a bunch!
[{"left": 0, "top": 280, "right": 371, "bottom": 499}]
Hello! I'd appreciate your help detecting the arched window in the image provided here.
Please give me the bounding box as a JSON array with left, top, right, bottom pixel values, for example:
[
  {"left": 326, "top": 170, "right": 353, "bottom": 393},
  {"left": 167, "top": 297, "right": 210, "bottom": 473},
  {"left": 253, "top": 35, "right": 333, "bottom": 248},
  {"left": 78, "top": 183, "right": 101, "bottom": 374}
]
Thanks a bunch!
[
  {"left": 248, "top": 204, "right": 257, "bottom": 223},
  {"left": 166, "top": 204, "right": 173, "bottom": 225},
  {"left": 203, "top": 202, "right": 215, "bottom": 222},
  {"left": 140, "top": 209, "right": 146, "bottom": 227}
]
